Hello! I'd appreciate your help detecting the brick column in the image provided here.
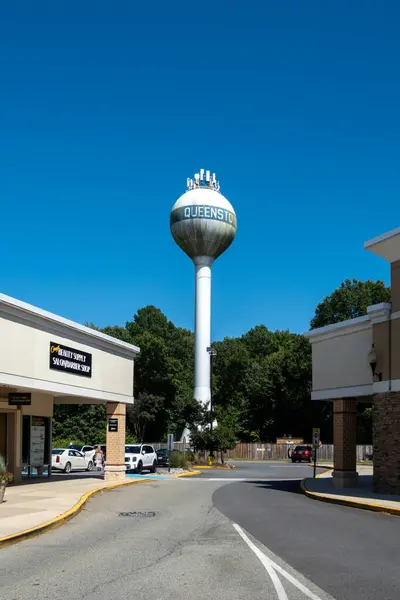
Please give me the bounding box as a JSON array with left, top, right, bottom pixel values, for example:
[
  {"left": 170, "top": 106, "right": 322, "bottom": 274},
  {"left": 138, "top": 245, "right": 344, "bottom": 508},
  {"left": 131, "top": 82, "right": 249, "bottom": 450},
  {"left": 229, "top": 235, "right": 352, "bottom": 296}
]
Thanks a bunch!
[
  {"left": 373, "top": 392, "right": 400, "bottom": 494},
  {"left": 104, "top": 402, "right": 126, "bottom": 481},
  {"left": 333, "top": 398, "right": 358, "bottom": 488}
]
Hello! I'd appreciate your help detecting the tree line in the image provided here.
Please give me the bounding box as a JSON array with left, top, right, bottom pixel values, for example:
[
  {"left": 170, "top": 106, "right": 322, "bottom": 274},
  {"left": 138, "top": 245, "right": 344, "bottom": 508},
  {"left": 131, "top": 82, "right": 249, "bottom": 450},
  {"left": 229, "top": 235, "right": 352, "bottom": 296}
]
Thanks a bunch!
[{"left": 53, "top": 278, "right": 390, "bottom": 447}]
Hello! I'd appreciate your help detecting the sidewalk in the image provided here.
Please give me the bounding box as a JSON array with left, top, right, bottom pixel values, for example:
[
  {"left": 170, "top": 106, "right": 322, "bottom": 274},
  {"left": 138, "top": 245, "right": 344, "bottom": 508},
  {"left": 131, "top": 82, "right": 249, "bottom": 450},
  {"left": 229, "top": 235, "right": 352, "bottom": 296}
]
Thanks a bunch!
[
  {"left": 0, "top": 469, "right": 200, "bottom": 546},
  {"left": 0, "top": 476, "right": 147, "bottom": 544},
  {"left": 302, "top": 465, "right": 400, "bottom": 515}
]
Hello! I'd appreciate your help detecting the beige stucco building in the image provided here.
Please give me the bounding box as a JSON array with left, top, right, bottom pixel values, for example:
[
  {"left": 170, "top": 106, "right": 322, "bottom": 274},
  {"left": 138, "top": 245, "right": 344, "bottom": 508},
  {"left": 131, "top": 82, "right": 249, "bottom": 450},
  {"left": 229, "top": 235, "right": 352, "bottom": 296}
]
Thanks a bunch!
[
  {"left": 0, "top": 293, "right": 139, "bottom": 482},
  {"left": 305, "top": 226, "right": 400, "bottom": 494}
]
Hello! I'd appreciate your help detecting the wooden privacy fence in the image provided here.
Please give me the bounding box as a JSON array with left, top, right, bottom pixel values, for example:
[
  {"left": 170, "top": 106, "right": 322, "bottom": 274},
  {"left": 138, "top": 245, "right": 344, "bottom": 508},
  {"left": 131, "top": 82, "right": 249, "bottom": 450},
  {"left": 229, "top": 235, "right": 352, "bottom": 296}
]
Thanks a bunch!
[
  {"left": 222, "top": 443, "right": 373, "bottom": 461},
  {"left": 150, "top": 442, "right": 188, "bottom": 451},
  {"left": 149, "top": 441, "right": 373, "bottom": 461}
]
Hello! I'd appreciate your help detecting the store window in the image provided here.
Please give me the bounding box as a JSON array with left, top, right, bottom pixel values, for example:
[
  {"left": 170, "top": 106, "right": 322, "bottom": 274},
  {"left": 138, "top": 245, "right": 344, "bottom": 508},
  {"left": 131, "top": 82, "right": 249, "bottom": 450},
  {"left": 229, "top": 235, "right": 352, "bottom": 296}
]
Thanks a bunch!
[{"left": 22, "top": 415, "right": 51, "bottom": 478}]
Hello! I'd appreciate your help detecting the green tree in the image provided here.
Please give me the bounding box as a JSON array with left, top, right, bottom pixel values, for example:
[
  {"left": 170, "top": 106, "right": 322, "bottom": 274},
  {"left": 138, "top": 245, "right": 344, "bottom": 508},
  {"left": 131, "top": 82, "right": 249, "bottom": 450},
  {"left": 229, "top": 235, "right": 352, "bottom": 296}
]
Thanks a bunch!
[
  {"left": 310, "top": 279, "right": 390, "bottom": 329},
  {"left": 126, "top": 305, "right": 172, "bottom": 341},
  {"left": 62, "top": 306, "right": 197, "bottom": 444},
  {"left": 212, "top": 337, "right": 250, "bottom": 420},
  {"left": 126, "top": 392, "right": 163, "bottom": 442},
  {"left": 211, "top": 425, "right": 237, "bottom": 464},
  {"left": 264, "top": 333, "right": 312, "bottom": 440},
  {"left": 211, "top": 326, "right": 312, "bottom": 443},
  {"left": 126, "top": 307, "right": 196, "bottom": 440},
  {"left": 191, "top": 426, "right": 237, "bottom": 461},
  {"left": 53, "top": 404, "right": 107, "bottom": 446}
]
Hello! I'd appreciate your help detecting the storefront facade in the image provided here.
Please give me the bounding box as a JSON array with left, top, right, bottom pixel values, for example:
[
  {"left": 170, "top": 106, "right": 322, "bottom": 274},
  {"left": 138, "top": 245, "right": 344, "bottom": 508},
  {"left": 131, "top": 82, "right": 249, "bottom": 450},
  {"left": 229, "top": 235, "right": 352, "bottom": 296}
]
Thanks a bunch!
[
  {"left": 306, "top": 226, "right": 400, "bottom": 494},
  {"left": 0, "top": 293, "right": 139, "bottom": 482}
]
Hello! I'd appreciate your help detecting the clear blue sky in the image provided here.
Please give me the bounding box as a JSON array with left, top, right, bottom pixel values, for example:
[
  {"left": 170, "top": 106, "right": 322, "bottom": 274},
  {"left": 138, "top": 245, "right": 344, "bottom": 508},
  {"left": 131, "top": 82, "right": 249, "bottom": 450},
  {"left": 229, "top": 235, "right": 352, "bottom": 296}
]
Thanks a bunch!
[{"left": 1, "top": 2, "right": 399, "bottom": 340}]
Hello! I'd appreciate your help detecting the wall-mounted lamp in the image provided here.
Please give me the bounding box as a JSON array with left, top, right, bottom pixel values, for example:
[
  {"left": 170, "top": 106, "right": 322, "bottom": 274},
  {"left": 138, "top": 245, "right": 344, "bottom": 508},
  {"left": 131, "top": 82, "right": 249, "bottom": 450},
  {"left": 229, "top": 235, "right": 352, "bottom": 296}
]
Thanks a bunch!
[{"left": 368, "top": 344, "right": 382, "bottom": 381}]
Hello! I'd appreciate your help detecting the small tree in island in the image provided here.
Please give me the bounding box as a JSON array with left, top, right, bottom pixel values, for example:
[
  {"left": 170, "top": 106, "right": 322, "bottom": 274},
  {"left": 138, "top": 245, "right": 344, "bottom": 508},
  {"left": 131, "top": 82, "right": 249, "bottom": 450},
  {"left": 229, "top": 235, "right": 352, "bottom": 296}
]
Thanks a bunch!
[{"left": 190, "top": 418, "right": 237, "bottom": 465}]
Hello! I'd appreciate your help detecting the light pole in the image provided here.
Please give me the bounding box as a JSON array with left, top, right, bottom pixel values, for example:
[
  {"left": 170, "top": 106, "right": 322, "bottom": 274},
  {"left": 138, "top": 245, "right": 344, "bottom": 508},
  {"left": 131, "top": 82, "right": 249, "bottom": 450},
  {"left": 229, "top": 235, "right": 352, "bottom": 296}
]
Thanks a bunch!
[{"left": 206, "top": 346, "right": 217, "bottom": 435}]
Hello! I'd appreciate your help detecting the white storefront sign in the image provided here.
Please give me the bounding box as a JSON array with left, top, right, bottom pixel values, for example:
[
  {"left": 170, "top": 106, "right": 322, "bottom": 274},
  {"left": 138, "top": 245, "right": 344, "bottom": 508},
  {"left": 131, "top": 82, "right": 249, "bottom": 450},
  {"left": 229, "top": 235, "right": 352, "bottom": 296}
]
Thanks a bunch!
[{"left": 30, "top": 425, "right": 45, "bottom": 467}]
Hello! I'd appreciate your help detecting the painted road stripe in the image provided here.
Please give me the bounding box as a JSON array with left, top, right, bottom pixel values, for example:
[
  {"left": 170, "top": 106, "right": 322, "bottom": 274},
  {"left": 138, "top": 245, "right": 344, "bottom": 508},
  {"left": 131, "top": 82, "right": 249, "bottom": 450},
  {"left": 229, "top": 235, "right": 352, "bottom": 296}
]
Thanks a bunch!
[
  {"left": 233, "top": 523, "right": 288, "bottom": 600},
  {"left": 233, "top": 523, "right": 324, "bottom": 600},
  {"left": 204, "top": 477, "right": 304, "bottom": 481},
  {"left": 206, "top": 477, "right": 247, "bottom": 481},
  {"left": 177, "top": 477, "right": 302, "bottom": 482},
  {"left": 176, "top": 477, "right": 247, "bottom": 482},
  {"left": 176, "top": 478, "right": 247, "bottom": 482}
]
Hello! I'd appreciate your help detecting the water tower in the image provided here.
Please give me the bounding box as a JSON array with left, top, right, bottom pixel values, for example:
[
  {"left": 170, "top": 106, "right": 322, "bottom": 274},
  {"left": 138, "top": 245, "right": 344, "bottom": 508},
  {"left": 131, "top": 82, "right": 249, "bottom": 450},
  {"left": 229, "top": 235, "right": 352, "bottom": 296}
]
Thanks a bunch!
[{"left": 170, "top": 169, "right": 237, "bottom": 425}]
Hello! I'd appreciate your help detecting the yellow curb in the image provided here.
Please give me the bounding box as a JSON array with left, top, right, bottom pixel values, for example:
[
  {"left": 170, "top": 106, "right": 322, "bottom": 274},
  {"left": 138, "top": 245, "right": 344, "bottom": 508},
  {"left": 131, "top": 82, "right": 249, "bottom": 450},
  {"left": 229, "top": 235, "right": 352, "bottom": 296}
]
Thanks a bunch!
[
  {"left": 174, "top": 470, "right": 201, "bottom": 478},
  {"left": 316, "top": 469, "right": 333, "bottom": 478},
  {"left": 0, "top": 478, "right": 148, "bottom": 549},
  {"left": 300, "top": 479, "right": 400, "bottom": 516},
  {"left": 192, "top": 465, "right": 234, "bottom": 470}
]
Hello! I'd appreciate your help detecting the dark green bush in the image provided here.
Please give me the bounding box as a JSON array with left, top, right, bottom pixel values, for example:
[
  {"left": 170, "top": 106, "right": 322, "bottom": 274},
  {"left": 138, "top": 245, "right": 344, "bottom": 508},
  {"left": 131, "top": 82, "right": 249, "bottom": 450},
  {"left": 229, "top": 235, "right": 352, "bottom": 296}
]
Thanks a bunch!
[
  {"left": 170, "top": 450, "right": 187, "bottom": 469},
  {"left": 185, "top": 451, "right": 195, "bottom": 463}
]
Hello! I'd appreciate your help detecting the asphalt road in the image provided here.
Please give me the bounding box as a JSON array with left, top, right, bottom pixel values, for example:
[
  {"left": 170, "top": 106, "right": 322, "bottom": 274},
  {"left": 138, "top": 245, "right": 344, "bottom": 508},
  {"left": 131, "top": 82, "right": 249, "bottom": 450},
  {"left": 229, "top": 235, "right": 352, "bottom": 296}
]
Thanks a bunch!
[
  {"left": 199, "top": 460, "right": 319, "bottom": 480},
  {"left": 211, "top": 462, "right": 400, "bottom": 600},
  {"left": 1, "top": 461, "right": 399, "bottom": 600}
]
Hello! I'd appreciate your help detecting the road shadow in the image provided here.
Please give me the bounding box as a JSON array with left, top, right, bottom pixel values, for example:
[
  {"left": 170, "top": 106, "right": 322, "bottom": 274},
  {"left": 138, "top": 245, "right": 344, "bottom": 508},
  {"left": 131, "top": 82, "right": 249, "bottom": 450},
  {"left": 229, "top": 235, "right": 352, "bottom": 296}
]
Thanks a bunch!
[
  {"left": 12, "top": 471, "right": 105, "bottom": 487},
  {"left": 305, "top": 474, "right": 400, "bottom": 503},
  {"left": 240, "top": 479, "right": 303, "bottom": 495}
]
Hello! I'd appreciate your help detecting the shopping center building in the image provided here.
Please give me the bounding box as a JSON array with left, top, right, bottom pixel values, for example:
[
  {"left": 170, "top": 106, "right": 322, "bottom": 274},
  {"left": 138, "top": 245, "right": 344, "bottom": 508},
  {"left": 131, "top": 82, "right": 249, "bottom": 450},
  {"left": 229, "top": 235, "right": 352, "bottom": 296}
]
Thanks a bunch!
[
  {"left": 0, "top": 293, "right": 139, "bottom": 482},
  {"left": 306, "top": 226, "right": 400, "bottom": 494}
]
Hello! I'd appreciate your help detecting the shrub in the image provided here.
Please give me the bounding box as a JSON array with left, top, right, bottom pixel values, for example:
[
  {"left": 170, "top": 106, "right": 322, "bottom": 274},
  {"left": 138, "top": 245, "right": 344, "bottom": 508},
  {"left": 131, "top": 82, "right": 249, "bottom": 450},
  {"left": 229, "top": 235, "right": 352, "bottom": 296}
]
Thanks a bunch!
[
  {"left": 0, "top": 455, "right": 13, "bottom": 485},
  {"left": 185, "top": 451, "right": 195, "bottom": 463},
  {"left": 0, "top": 455, "right": 7, "bottom": 472},
  {"left": 52, "top": 438, "right": 78, "bottom": 449},
  {"left": 169, "top": 450, "right": 187, "bottom": 469}
]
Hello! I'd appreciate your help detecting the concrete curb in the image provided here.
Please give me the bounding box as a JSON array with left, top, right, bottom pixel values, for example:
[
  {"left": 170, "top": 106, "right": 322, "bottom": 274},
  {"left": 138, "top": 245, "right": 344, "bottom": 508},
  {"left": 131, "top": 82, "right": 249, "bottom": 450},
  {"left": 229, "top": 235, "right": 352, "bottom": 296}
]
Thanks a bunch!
[
  {"left": 174, "top": 470, "right": 201, "bottom": 477},
  {"left": 192, "top": 464, "right": 236, "bottom": 470},
  {"left": 0, "top": 478, "right": 148, "bottom": 549},
  {"left": 316, "top": 469, "right": 333, "bottom": 478},
  {"left": 300, "top": 478, "right": 400, "bottom": 516}
]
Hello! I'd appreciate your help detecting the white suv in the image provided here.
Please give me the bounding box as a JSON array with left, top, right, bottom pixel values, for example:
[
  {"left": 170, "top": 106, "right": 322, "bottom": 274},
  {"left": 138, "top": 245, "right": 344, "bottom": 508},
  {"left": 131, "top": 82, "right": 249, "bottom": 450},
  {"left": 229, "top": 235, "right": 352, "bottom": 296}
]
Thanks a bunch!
[{"left": 125, "top": 444, "right": 157, "bottom": 474}]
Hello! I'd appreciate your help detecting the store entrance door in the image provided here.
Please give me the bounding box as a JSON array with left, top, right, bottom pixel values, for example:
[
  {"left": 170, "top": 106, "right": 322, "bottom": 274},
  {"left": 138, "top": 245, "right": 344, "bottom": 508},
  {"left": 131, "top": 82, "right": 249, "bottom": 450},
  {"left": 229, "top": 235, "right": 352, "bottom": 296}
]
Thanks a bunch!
[{"left": 0, "top": 414, "right": 6, "bottom": 462}]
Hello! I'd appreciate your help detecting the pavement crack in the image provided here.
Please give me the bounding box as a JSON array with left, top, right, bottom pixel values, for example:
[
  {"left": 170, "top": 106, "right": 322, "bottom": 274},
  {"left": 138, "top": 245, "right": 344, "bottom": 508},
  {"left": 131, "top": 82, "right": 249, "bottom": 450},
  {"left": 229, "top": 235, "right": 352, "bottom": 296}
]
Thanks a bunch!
[
  {"left": 82, "top": 540, "right": 184, "bottom": 598},
  {"left": 82, "top": 516, "right": 221, "bottom": 599}
]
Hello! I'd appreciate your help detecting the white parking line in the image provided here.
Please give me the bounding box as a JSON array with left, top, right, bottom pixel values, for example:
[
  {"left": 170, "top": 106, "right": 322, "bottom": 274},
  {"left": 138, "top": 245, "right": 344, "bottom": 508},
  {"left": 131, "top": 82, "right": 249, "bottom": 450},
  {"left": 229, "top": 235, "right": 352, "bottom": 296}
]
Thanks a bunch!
[
  {"left": 177, "top": 477, "right": 302, "bottom": 482},
  {"left": 233, "top": 523, "right": 324, "bottom": 600},
  {"left": 233, "top": 523, "right": 288, "bottom": 600},
  {"left": 206, "top": 477, "right": 247, "bottom": 481},
  {"left": 177, "top": 477, "right": 248, "bottom": 482}
]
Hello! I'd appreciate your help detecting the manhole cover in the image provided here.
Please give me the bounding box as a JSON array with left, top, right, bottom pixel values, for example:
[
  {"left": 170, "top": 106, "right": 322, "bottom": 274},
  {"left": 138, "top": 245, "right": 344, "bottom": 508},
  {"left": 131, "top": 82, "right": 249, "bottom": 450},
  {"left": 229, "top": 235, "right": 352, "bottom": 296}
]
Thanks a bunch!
[{"left": 118, "top": 511, "right": 156, "bottom": 518}]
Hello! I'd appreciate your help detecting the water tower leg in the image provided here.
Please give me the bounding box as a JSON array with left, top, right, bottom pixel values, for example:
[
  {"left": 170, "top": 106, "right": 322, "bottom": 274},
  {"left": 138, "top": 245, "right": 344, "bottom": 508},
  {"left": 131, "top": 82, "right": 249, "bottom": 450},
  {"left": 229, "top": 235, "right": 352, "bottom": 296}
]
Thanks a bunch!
[{"left": 193, "top": 256, "right": 213, "bottom": 407}]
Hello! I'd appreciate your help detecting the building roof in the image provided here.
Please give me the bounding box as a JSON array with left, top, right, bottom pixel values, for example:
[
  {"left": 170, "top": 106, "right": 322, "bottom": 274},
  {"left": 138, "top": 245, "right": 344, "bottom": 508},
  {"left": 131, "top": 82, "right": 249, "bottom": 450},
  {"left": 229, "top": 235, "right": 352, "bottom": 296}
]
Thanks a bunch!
[
  {"left": 0, "top": 293, "right": 140, "bottom": 357},
  {"left": 364, "top": 226, "right": 400, "bottom": 263}
]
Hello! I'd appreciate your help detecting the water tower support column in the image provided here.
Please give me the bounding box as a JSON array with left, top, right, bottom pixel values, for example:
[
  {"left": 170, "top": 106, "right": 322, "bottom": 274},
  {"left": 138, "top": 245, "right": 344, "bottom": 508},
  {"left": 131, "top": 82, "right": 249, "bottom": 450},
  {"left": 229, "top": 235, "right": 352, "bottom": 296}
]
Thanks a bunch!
[{"left": 194, "top": 256, "right": 213, "bottom": 406}]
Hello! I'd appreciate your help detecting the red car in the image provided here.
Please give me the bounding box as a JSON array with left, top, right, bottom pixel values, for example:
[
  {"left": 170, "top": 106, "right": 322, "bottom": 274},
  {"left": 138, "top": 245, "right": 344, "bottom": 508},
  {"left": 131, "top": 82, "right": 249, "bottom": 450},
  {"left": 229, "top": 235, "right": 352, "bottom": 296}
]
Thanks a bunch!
[{"left": 291, "top": 445, "right": 313, "bottom": 463}]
